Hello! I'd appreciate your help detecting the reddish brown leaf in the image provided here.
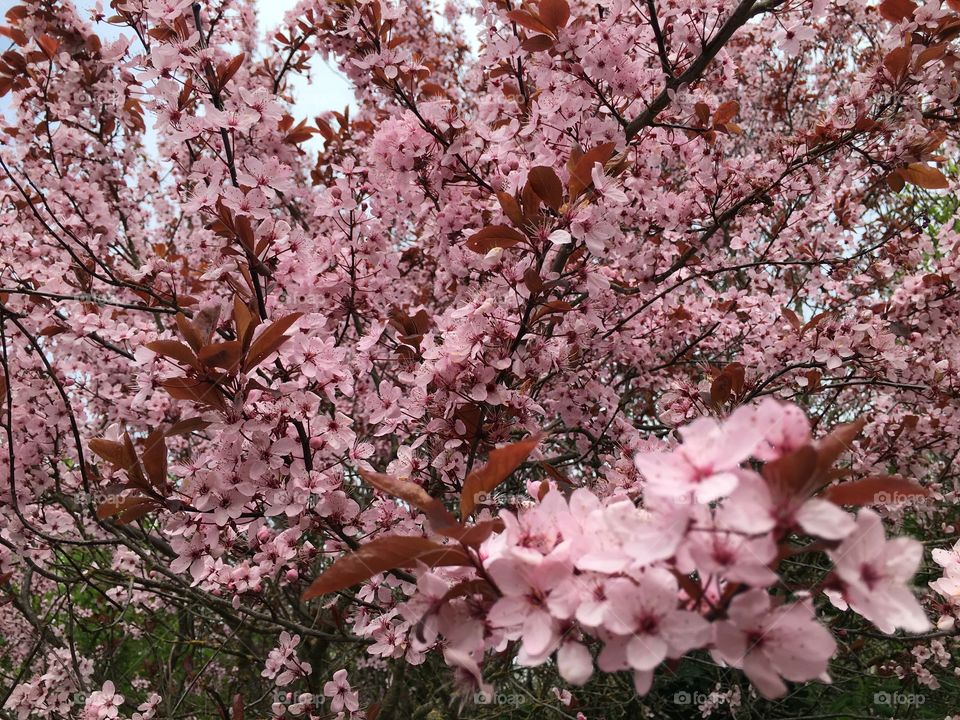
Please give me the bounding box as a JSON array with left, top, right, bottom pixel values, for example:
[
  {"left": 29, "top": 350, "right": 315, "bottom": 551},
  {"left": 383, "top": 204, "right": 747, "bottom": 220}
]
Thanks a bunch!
[
  {"left": 359, "top": 469, "right": 456, "bottom": 530},
  {"left": 198, "top": 341, "right": 243, "bottom": 371},
  {"left": 397, "top": 542, "right": 472, "bottom": 567},
  {"left": 315, "top": 117, "right": 335, "bottom": 143},
  {"left": 710, "top": 372, "right": 733, "bottom": 407},
  {"left": 165, "top": 417, "right": 211, "bottom": 436},
  {"left": 497, "top": 192, "right": 524, "bottom": 226},
  {"left": 145, "top": 340, "right": 198, "bottom": 368},
  {"left": 886, "top": 170, "right": 906, "bottom": 192},
  {"left": 160, "top": 378, "right": 227, "bottom": 411},
  {"left": 521, "top": 180, "right": 540, "bottom": 218},
  {"left": 89, "top": 438, "right": 136, "bottom": 472},
  {"left": 233, "top": 296, "right": 259, "bottom": 351},
  {"left": 489, "top": 63, "right": 514, "bottom": 80},
  {"left": 96, "top": 495, "right": 156, "bottom": 522},
  {"left": 419, "top": 82, "right": 446, "bottom": 97},
  {"left": 461, "top": 434, "right": 542, "bottom": 518},
  {"left": 527, "top": 166, "right": 564, "bottom": 211},
  {"left": 521, "top": 35, "right": 555, "bottom": 52},
  {"left": 141, "top": 429, "right": 167, "bottom": 488},
  {"left": 823, "top": 476, "right": 930, "bottom": 506},
  {"left": 708, "top": 363, "right": 746, "bottom": 405},
  {"left": 568, "top": 142, "right": 616, "bottom": 199},
  {"left": 878, "top": 0, "right": 917, "bottom": 22},
  {"left": 933, "top": 15, "right": 960, "bottom": 41},
  {"left": 284, "top": 119, "right": 318, "bottom": 144},
  {"left": 85, "top": 33, "right": 101, "bottom": 54},
  {"left": 813, "top": 417, "right": 866, "bottom": 487},
  {"left": 900, "top": 163, "right": 949, "bottom": 189},
  {"left": 122, "top": 432, "right": 148, "bottom": 490},
  {"left": 531, "top": 300, "right": 573, "bottom": 323},
  {"left": 671, "top": 568, "right": 703, "bottom": 603},
  {"left": 242, "top": 312, "right": 303, "bottom": 373},
  {"left": 523, "top": 268, "right": 544, "bottom": 295},
  {"left": 37, "top": 34, "right": 58, "bottom": 59},
  {"left": 465, "top": 224, "right": 527, "bottom": 254},
  {"left": 722, "top": 362, "right": 746, "bottom": 396},
  {"left": 506, "top": 9, "right": 554, "bottom": 36},
  {"left": 235, "top": 214, "right": 255, "bottom": 252},
  {"left": 916, "top": 43, "right": 947, "bottom": 68},
  {"left": 218, "top": 52, "right": 245, "bottom": 90},
  {"left": 1, "top": 51, "right": 25, "bottom": 73},
  {"left": 694, "top": 102, "right": 711, "bottom": 126},
  {"left": 801, "top": 310, "right": 833, "bottom": 336},
  {"left": 0, "top": 26, "right": 27, "bottom": 46},
  {"left": 302, "top": 536, "right": 472, "bottom": 600},
  {"left": 712, "top": 100, "right": 739, "bottom": 126},
  {"left": 539, "top": 0, "right": 570, "bottom": 31},
  {"left": 883, "top": 45, "right": 912, "bottom": 82},
  {"left": 117, "top": 502, "right": 159, "bottom": 525},
  {"left": 175, "top": 307, "right": 220, "bottom": 352},
  {"left": 390, "top": 307, "right": 430, "bottom": 350},
  {"left": 539, "top": 460, "right": 573, "bottom": 487},
  {"left": 781, "top": 306, "right": 802, "bottom": 331},
  {"left": 435, "top": 519, "right": 505, "bottom": 547},
  {"left": 762, "top": 445, "right": 819, "bottom": 496},
  {"left": 720, "top": 122, "right": 743, "bottom": 136}
]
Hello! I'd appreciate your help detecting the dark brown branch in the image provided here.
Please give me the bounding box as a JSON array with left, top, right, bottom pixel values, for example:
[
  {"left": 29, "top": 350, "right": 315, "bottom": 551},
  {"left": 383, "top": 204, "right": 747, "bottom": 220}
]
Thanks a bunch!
[{"left": 624, "top": 0, "right": 786, "bottom": 139}]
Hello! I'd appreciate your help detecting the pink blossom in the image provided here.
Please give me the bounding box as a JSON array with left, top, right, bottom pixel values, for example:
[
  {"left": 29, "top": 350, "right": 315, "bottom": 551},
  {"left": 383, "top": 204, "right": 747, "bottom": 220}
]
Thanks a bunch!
[
  {"left": 591, "top": 163, "right": 628, "bottom": 205},
  {"left": 634, "top": 405, "right": 763, "bottom": 503},
  {"left": 323, "top": 669, "right": 359, "bottom": 713},
  {"left": 712, "top": 590, "right": 836, "bottom": 699},
  {"left": 486, "top": 555, "right": 571, "bottom": 662},
  {"left": 829, "top": 509, "right": 931, "bottom": 634},
  {"left": 930, "top": 539, "right": 960, "bottom": 602},
  {"left": 83, "top": 681, "right": 124, "bottom": 720},
  {"left": 602, "top": 569, "right": 711, "bottom": 671},
  {"left": 774, "top": 23, "right": 816, "bottom": 54}
]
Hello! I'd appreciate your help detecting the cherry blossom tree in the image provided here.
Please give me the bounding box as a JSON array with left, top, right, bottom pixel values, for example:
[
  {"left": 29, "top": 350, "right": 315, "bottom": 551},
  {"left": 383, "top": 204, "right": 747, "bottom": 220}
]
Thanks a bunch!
[{"left": 2, "top": 0, "right": 960, "bottom": 717}]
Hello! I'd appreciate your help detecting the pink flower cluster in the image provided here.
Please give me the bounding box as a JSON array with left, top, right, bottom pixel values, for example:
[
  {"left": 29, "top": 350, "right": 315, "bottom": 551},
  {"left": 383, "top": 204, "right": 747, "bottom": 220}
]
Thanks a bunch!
[
  {"left": 931, "top": 539, "right": 960, "bottom": 605},
  {"left": 82, "top": 682, "right": 123, "bottom": 720},
  {"left": 2, "top": 0, "right": 959, "bottom": 711},
  {"left": 262, "top": 632, "right": 312, "bottom": 687},
  {"left": 403, "top": 400, "right": 930, "bottom": 699}
]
